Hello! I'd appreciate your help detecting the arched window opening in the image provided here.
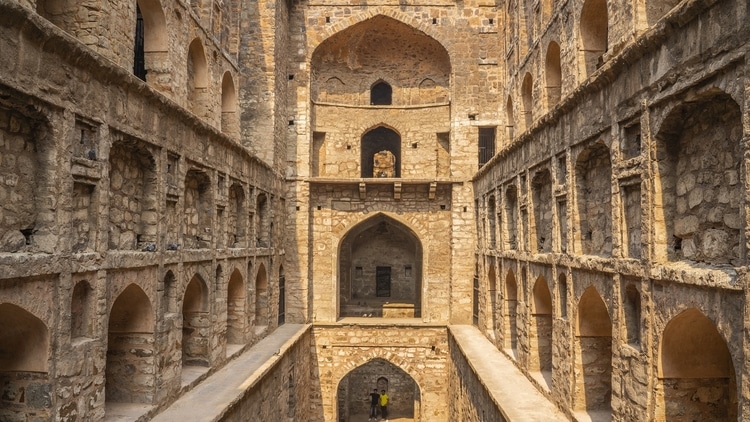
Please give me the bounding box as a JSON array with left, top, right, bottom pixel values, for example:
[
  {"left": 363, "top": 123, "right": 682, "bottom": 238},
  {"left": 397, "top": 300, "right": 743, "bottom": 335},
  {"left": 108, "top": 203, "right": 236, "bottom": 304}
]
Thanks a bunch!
[
  {"left": 134, "top": 5, "right": 146, "bottom": 80},
  {"left": 361, "top": 127, "right": 401, "bottom": 178},
  {"left": 580, "top": 0, "right": 608, "bottom": 77},
  {"left": 107, "top": 284, "right": 155, "bottom": 403},
  {"left": 336, "top": 359, "right": 418, "bottom": 421},
  {"left": 163, "top": 270, "right": 177, "bottom": 314},
  {"left": 133, "top": 0, "right": 169, "bottom": 85},
  {"left": 545, "top": 42, "right": 562, "bottom": 108},
  {"left": 371, "top": 81, "right": 392, "bottom": 105},
  {"left": 338, "top": 214, "right": 423, "bottom": 318},
  {"left": 530, "top": 276, "right": 553, "bottom": 379},
  {"left": 658, "top": 308, "right": 736, "bottom": 420},
  {"left": 188, "top": 38, "right": 209, "bottom": 117},
  {"left": 227, "top": 269, "right": 246, "bottom": 345},
  {"left": 575, "top": 143, "right": 612, "bottom": 256},
  {"left": 71, "top": 280, "right": 94, "bottom": 339},
  {"left": 504, "top": 270, "right": 519, "bottom": 352},
  {"left": 575, "top": 286, "right": 612, "bottom": 414},
  {"left": 256, "top": 193, "right": 270, "bottom": 247},
  {"left": 182, "top": 275, "right": 209, "bottom": 367},
  {"left": 254, "top": 264, "right": 269, "bottom": 329},
  {"left": 183, "top": 169, "right": 212, "bottom": 249},
  {"left": 521, "top": 73, "right": 533, "bottom": 129}
]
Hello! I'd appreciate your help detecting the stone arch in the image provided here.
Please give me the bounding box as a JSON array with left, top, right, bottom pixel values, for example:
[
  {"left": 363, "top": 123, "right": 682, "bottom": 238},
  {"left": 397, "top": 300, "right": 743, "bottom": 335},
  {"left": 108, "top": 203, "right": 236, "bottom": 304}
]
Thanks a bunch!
[
  {"left": 530, "top": 276, "right": 552, "bottom": 374},
  {"left": 575, "top": 142, "right": 612, "bottom": 256},
  {"left": 226, "top": 268, "right": 246, "bottom": 344},
  {"left": 532, "top": 169, "right": 553, "bottom": 253},
  {"left": 521, "top": 72, "right": 533, "bottom": 129},
  {"left": 216, "top": 264, "right": 224, "bottom": 292},
  {"left": 653, "top": 91, "right": 743, "bottom": 265},
  {"left": 370, "top": 80, "right": 392, "bottom": 105},
  {"left": 657, "top": 308, "right": 737, "bottom": 420},
  {"left": 135, "top": 0, "right": 168, "bottom": 78},
  {"left": 504, "top": 269, "right": 519, "bottom": 351},
  {"left": 338, "top": 213, "right": 423, "bottom": 318},
  {"left": 163, "top": 269, "right": 178, "bottom": 314},
  {"left": 336, "top": 358, "right": 419, "bottom": 421},
  {"left": 182, "top": 274, "right": 209, "bottom": 367},
  {"left": 187, "top": 38, "right": 209, "bottom": 116},
  {"left": 579, "top": 0, "right": 608, "bottom": 77},
  {"left": 361, "top": 126, "right": 401, "bottom": 178},
  {"left": 254, "top": 263, "right": 269, "bottom": 327},
  {"left": 0, "top": 303, "right": 49, "bottom": 372},
  {"left": 71, "top": 280, "right": 94, "bottom": 339},
  {"left": 545, "top": 41, "right": 562, "bottom": 107},
  {"left": 623, "top": 282, "right": 641, "bottom": 347},
  {"left": 107, "top": 284, "right": 155, "bottom": 403},
  {"left": 574, "top": 286, "right": 612, "bottom": 413},
  {"left": 310, "top": 13, "right": 451, "bottom": 106},
  {"left": 184, "top": 169, "right": 212, "bottom": 249},
  {"left": 221, "top": 71, "right": 239, "bottom": 136}
]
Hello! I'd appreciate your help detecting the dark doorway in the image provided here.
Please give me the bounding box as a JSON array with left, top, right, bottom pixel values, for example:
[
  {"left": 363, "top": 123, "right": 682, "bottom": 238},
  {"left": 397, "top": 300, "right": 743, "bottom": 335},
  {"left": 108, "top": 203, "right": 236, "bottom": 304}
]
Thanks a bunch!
[
  {"left": 361, "top": 127, "right": 401, "bottom": 178},
  {"left": 376, "top": 266, "right": 391, "bottom": 297},
  {"left": 371, "top": 81, "right": 392, "bottom": 105},
  {"left": 133, "top": 6, "right": 146, "bottom": 81}
]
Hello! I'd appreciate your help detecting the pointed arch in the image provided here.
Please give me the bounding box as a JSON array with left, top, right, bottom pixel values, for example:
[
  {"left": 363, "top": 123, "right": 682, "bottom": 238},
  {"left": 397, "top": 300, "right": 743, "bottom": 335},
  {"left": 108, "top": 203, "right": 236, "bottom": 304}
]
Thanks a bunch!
[
  {"left": 361, "top": 126, "right": 401, "bottom": 178},
  {"left": 188, "top": 38, "right": 209, "bottom": 116},
  {"left": 504, "top": 270, "right": 519, "bottom": 351},
  {"left": 227, "top": 268, "right": 246, "bottom": 344},
  {"left": 221, "top": 71, "right": 239, "bottom": 136},
  {"left": 254, "top": 263, "right": 269, "bottom": 327},
  {"left": 530, "top": 276, "right": 553, "bottom": 376},
  {"left": 521, "top": 72, "right": 533, "bottom": 129},
  {"left": 505, "top": 95, "right": 515, "bottom": 143},
  {"left": 545, "top": 41, "right": 562, "bottom": 107},
  {"left": 338, "top": 213, "right": 423, "bottom": 318},
  {"left": 370, "top": 80, "right": 393, "bottom": 105},
  {"left": 0, "top": 303, "right": 49, "bottom": 372},
  {"left": 107, "top": 284, "right": 155, "bottom": 403},
  {"left": 182, "top": 274, "right": 209, "bottom": 366},
  {"left": 580, "top": 0, "right": 608, "bottom": 77},
  {"left": 575, "top": 286, "right": 612, "bottom": 413}
]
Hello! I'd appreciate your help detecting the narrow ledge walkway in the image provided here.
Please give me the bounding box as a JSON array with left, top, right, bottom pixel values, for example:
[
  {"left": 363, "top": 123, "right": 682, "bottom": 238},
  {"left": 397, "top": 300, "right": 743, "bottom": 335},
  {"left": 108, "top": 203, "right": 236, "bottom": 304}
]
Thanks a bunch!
[
  {"left": 151, "top": 323, "right": 309, "bottom": 422},
  {"left": 449, "top": 325, "right": 568, "bottom": 422}
]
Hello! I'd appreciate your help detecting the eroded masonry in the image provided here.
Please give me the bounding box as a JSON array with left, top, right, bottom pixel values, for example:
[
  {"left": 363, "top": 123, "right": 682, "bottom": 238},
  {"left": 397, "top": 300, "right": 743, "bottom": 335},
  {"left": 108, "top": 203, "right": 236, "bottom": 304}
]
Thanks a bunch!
[{"left": 0, "top": 0, "right": 748, "bottom": 420}]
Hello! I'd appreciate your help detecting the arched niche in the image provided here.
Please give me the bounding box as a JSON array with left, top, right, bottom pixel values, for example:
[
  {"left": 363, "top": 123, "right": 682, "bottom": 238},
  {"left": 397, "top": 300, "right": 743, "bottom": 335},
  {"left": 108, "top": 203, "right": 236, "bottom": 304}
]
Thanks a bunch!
[
  {"left": 336, "top": 358, "right": 419, "bottom": 421},
  {"left": 657, "top": 308, "right": 736, "bottom": 420},
  {"left": 487, "top": 265, "right": 497, "bottom": 334},
  {"left": 183, "top": 169, "right": 212, "bottom": 249},
  {"left": 182, "top": 275, "right": 209, "bottom": 367},
  {"left": 187, "top": 38, "right": 209, "bottom": 116},
  {"left": 545, "top": 41, "right": 562, "bottom": 107},
  {"left": 338, "top": 214, "right": 423, "bottom": 318},
  {"left": 71, "top": 280, "right": 94, "bottom": 339},
  {"left": 530, "top": 276, "right": 552, "bottom": 375},
  {"left": 361, "top": 126, "right": 401, "bottom": 178},
  {"left": 310, "top": 15, "right": 450, "bottom": 106},
  {"left": 278, "top": 264, "right": 286, "bottom": 325},
  {"left": 370, "top": 80, "right": 392, "bottom": 105},
  {"left": 580, "top": 0, "right": 608, "bottom": 77},
  {"left": 574, "top": 286, "right": 612, "bottom": 413},
  {"left": 221, "top": 71, "right": 239, "bottom": 136},
  {"left": 254, "top": 263, "right": 269, "bottom": 327},
  {"left": 504, "top": 270, "right": 518, "bottom": 350},
  {"left": 0, "top": 303, "right": 49, "bottom": 372},
  {"left": 107, "top": 284, "right": 155, "bottom": 403},
  {"left": 226, "top": 268, "right": 246, "bottom": 344},
  {"left": 521, "top": 72, "right": 533, "bottom": 129}
]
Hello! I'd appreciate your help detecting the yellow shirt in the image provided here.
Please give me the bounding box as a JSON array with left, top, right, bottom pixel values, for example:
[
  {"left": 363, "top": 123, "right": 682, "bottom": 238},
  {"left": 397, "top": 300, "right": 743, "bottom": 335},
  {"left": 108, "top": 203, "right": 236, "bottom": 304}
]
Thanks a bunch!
[{"left": 379, "top": 393, "right": 389, "bottom": 406}]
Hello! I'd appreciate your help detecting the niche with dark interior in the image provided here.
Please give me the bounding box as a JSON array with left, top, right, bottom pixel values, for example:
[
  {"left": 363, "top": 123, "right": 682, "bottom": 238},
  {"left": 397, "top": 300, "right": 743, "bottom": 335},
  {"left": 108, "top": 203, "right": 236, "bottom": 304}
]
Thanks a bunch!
[
  {"left": 361, "top": 127, "right": 401, "bottom": 178},
  {"left": 370, "top": 81, "right": 392, "bottom": 105}
]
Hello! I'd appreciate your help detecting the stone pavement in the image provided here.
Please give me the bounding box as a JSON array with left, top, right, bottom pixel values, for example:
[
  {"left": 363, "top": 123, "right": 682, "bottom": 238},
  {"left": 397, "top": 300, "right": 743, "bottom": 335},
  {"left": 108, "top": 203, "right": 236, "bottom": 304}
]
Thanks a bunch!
[
  {"left": 449, "top": 325, "right": 568, "bottom": 422},
  {"left": 151, "top": 324, "right": 309, "bottom": 422}
]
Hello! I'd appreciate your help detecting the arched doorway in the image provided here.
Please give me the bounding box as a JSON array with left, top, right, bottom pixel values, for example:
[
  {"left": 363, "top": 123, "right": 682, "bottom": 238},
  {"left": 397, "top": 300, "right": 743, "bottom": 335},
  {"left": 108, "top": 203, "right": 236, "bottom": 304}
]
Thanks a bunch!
[
  {"left": 226, "top": 268, "right": 245, "bottom": 345},
  {"left": 182, "top": 275, "right": 209, "bottom": 367},
  {"left": 254, "top": 263, "right": 269, "bottom": 328},
  {"left": 574, "top": 286, "right": 612, "bottom": 416},
  {"left": 530, "top": 275, "right": 552, "bottom": 384},
  {"left": 336, "top": 358, "right": 419, "bottom": 421},
  {"left": 338, "top": 214, "right": 422, "bottom": 318}
]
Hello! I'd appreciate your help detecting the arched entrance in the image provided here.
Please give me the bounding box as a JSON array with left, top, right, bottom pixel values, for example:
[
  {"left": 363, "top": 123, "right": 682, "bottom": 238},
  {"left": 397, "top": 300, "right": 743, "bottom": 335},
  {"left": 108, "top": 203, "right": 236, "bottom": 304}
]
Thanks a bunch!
[
  {"left": 336, "top": 358, "right": 420, "bottom": 421},
  {"left": 338, "top": 214, "right": 422, "bottom": 318}
]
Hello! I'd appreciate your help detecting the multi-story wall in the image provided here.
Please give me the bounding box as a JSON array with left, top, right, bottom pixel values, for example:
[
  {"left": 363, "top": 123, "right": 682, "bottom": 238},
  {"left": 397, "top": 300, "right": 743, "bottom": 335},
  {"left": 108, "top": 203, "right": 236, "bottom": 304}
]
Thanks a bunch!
[
  {"left": 474, "top": 0, "right": 749, "bottom": 419},
  {"left": 0, "top": 0, "right": 287, "bottom": 420}
]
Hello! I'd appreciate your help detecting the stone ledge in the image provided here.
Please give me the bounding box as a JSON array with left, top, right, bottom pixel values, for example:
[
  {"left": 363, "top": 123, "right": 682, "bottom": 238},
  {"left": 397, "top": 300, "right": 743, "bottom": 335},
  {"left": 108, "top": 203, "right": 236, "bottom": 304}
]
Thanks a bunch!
[{"left": 448, "top": 325, "right": 567, "bottom": 422}]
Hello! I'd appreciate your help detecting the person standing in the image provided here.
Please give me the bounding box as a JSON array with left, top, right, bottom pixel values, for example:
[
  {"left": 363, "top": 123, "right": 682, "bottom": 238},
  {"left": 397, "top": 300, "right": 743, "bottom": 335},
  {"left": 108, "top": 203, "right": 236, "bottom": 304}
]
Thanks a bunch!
[
  {"left": 379, "top": 389, "right": 389, "bottom": 421},
  {"left": 369, "top": 388, "right": 380, "bottom": 421}
]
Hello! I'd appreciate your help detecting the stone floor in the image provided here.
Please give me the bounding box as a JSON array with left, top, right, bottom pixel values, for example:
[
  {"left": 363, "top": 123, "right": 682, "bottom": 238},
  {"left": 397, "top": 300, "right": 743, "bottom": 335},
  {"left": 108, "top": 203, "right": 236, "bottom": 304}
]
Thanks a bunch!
[{"left": 346, "top": 414, "right": 414, "bottom": 422}]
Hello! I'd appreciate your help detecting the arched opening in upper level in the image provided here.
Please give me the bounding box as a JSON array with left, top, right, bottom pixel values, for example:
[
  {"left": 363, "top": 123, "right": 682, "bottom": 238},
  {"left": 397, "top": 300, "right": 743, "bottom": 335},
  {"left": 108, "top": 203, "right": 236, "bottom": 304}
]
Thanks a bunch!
[
  {"left": 370, "top": 80, "right": 393, "bottom": 105},
  {"left": 580, "top": 0, "right": 608, "bottom": 77},
  {"left": 134, "top": 0, "right": 168, "bottom": 82},
  {"left": 311, "top": 15, "right": 450, "bottom": 106},
  {"left": 521, "top": 72, "right": 533, "bottom": 130},
  {"left": 221, "top": 71, "right": 239, "bottom": 136},
  {"left": 545, "top": 41, "right": 562, "bottom": 108},
  {"left": 336, "top": 358, "right": 420, "bottom": 421},
  {"left": 338, "top": 214, "right": 423, "bottom": 319},
  {"left": 361, "top": 126, "right": 401, "bottom": 178},
  {"left": 187, "top": 38, "right": 209, "bottom": 117}
]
